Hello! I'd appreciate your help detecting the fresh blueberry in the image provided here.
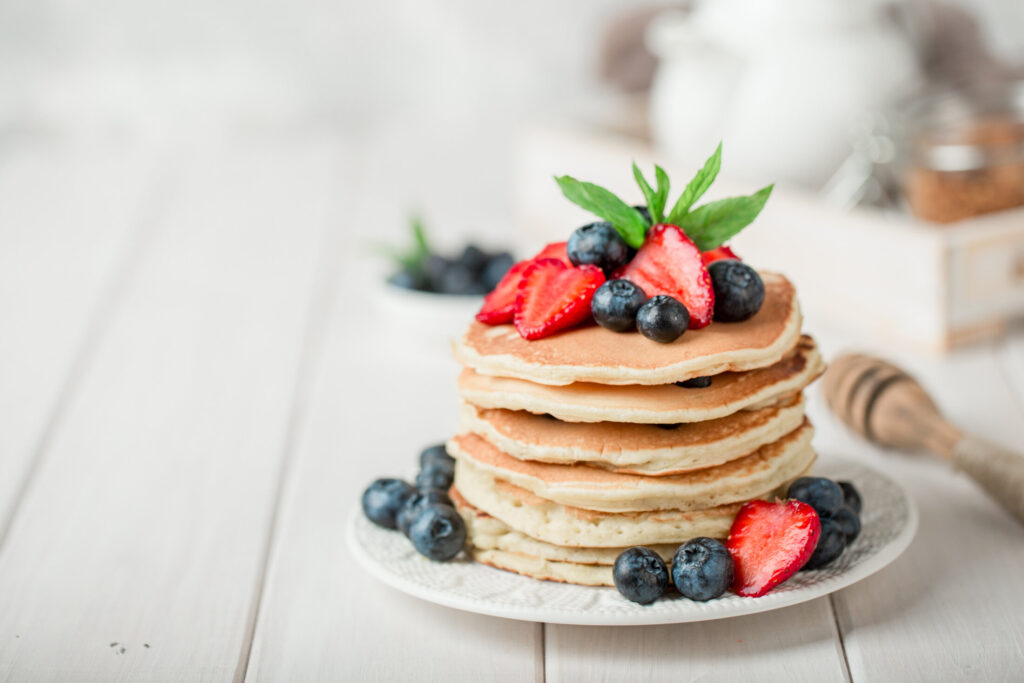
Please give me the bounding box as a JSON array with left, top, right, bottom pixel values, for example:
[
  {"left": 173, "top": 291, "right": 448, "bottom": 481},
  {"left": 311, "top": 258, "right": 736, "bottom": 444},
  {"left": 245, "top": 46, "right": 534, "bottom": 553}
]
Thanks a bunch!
[
  {"left": 636, "top": 295, "right": 690, "bottom": 343},
  {"left": 387, "top": 268, "right": 426, "bottom": 291},
  {"left": 408, "top": 504, "right": 467, "bottom": 561},
  {"left": 613, "top": 547, "right": 670, "bottom": 605},
  {"left": 787, "top": 476, "right": 845, "bottom": 517},
  {"left": 457, "top": 244, "right": 490, "bottom": 274},
  {"left": 420, "top": 443, "right": 455, "bottom": 470},
  {"left": 397, "top": 490, "right": 453, "bottom": 536},
  {"left": 830, "top": 506, "right": 861, "bottom": 543},
  {"left": 438, "top": 263, "right": 488, "bottom": 295},
  {"left": 633, "top": 205, "right": 652, "bottom": 224},
  {"left": 803, "top": 517, "right": 847, "bottom": 570},
  {"left": 481, "top": 252, "right": 515, "bottom": 291},
  {"left": 591, "top": 279, "right": 648, "bottom": 332},
  {"left": 708, "top": 260, "right": 766, "bottom": 322},
  {"left": 567, "top": 222, "right": 632, "bottom": 274},
  {"left": 672, "top": 537, "right": 734, "bottom": 601},
  {"left": 361, "top": 478, "right": 417, "bottom": 529},
  {"left": 422, "top": 254, "right": 452, "bottom": 292},
  {"left": 676, "top": 376, "right": 712, "bottom": 388},
  {"left": 837, "top": 480, "right": 862, "bottom": 514},
  {"left": 416, "top": 459, "right": 455, "bottom": 493},
  {"left": 656, "top": 423, "right": 681, "bottom": 430}
]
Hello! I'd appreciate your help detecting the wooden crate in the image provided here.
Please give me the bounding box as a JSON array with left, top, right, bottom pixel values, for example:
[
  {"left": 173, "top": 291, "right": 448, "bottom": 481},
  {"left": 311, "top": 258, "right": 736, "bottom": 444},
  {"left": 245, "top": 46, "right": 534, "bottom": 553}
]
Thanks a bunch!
[{"left": 513, "top": 123, "right": 1024, "bottom": 352}]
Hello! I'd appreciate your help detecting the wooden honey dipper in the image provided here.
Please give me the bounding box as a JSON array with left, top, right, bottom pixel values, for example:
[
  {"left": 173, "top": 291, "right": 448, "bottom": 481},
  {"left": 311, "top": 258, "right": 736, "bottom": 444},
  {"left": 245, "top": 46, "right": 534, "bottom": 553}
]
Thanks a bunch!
[{"left": 823, "top": 353, "right": 1024, "bottom": 525}]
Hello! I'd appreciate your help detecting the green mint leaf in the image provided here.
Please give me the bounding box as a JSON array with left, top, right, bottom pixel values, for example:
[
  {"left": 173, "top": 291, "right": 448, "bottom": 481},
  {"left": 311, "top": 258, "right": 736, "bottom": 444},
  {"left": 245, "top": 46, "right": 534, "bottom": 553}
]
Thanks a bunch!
[
  {"left": 666, "top": 142, "right": 723, "bottom": 224},
  {"left": 653, "top": 165, "right": 670, "bottom": 223},
  {"left": 631, "top": 163, "right": 659, "bottom": 226},
  {"left": 410, "top": 215, "right": 430, "bottom": 257},
  {"left": 554, "top": 175, "right": 648, "bottom": 248},
  {"left": 679, "top": 184, "right": 774, "bottom": 251}
]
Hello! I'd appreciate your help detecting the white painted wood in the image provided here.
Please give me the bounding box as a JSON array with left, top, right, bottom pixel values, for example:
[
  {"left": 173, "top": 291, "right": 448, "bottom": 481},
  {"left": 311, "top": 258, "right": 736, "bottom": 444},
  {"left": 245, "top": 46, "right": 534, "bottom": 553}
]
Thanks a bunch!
[
  {"left": 243, "top": 251, "right": 541, "bottom": 682},
  {"left": 807, "top": 322, "right": 1024, "bottom": 681},
  {"left": 0, "top": 136, "right": 337, "bottom": 682},
  {"left": 546, "top": 601, "right": 848, "bottom": 682},
  {"left": 0, "top": 140, "right": 160, "bottom": 526}
]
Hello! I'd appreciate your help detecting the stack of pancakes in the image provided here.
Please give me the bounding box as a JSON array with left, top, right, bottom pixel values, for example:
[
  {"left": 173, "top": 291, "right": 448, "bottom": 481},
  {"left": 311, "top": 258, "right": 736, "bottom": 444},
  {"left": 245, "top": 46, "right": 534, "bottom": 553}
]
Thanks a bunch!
[{"left": 448, "top": 273, "right": 825, "bottom": 586}]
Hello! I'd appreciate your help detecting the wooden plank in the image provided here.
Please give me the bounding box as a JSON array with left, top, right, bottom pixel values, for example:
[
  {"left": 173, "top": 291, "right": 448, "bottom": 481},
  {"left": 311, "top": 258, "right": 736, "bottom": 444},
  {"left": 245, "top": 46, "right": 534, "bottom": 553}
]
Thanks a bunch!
[
  {"left": 808, "top": 326, "right": 1024, "bottom": 681},
  {"left": 0, "top": 136, "right": 337, "bottom": 682},
  {"left": 0, "top": 140, "right": 160, "bottom": 529},
  {"left": 546, "top": 601, "right": 848, "bottom": 682},
  {"left": 243, "top": 253, "right": 541, "bottom": 682}
]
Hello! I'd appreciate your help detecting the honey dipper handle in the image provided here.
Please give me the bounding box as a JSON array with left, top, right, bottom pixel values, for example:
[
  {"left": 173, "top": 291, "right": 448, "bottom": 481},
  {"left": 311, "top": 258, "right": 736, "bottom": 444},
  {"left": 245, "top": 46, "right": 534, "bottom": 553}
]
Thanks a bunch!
[{"left": 953, "top": 436, "right": 1024, "bottom": 525}]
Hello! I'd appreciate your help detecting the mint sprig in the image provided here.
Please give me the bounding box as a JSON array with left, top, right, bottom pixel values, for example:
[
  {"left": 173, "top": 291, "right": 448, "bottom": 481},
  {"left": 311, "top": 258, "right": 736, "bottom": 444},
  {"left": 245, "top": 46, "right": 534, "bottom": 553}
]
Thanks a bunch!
[{"left": 554, "top": 143, "right": 772, "bottom": 252}]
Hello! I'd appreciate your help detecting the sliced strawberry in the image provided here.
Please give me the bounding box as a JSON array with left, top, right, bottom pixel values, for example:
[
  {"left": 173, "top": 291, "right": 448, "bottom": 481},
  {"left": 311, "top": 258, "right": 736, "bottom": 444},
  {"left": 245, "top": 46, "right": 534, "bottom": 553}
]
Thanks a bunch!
[
  {"left": 514, "top": 259, "right": 605, "bottom": 340},
  {"left": 614, "top": 225, "right": 714, "bottom": 328},
  {"left": 476, "top": 242, "right": 570, "bottom": 325},
  {"left": 726, "top": 499, "right": 821, "bottom": 598},
  {"left": 701, "top": 245, "right": 739, "bottom": 267}
]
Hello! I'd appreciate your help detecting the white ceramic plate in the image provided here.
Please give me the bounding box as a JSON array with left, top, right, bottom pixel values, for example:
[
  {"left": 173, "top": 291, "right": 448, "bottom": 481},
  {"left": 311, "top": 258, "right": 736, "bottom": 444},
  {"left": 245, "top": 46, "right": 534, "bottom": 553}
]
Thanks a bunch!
[{"left": 347, "top": 459, "right": 917, "bottom": 625}]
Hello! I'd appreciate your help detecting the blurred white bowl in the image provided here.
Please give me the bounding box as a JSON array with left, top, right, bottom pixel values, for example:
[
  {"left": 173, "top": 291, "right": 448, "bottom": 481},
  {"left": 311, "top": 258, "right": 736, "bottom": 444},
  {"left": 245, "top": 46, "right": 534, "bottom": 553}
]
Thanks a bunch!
[{"left": 371, "top": 280, "right": 483, "bottom": 360}]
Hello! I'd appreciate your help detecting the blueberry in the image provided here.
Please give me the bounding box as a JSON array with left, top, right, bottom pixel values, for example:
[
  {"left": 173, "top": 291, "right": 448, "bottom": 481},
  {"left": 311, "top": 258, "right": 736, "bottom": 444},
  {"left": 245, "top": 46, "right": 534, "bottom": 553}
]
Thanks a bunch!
[
  {"left": 481, "top": 252, "right": 515, "bottom": 290},
  {"left": 837, "top": 480, "right": 862, "bottom": 514},
  {"left": 409, "top": 504, "right": 467, "bottom": 561},
  {"left": 387, "top": 268, "right": 426, "bottom": 291},
  {"left": 656, "top": 423, "right": 681, "bottom": 430},
  {"left": 787, "top": 476, "right": 844, "bottom": 517},
  {"left": 830, "top": 506, "right": 861, "bottom": 543},
  {"left": 633, "top": 205, "right": 652, "bottom": 224},
  {"left": 613, "top": 547, "right": 670, "bottom": 605},
  {"left": 458, "top": 244, "right": 490, "bottom": 274},
  {"left": 636, "top": 295, "right": 690, "bottom": 343},
  {"left": 438, "top": 263, "right": 488, "bottom": 295},
  {"left": 676, "top": 376, "right": 712, "bottom": 388},
  {"left": 803, "top": 517, "right": 847, "bottom": 570},
  {"left": 567, "top": 222, "right": 632, "bottom": 274},
  {"left": 419, "top": 443, "right": 455, "bottom": 470},
  {"left": 708, "top": 260, "right": 765, "bottom": 322},
  {"left": 397, "top": 490, "right": 453, "bottom": 536},
  {"left": 591, "top": 279, "right": 648, "bottom": 332},
  {"left": 672, "top": 537, "right": 734, "bottom": 601},
  {"left": 422, "top": 254, "right": 452, "bottom": 292},
  {"left": 416, "top": 459, "right": 455, "bottom": 493},
  {"left": 361, "top": 478, "right": 416, "bottom": 529}
]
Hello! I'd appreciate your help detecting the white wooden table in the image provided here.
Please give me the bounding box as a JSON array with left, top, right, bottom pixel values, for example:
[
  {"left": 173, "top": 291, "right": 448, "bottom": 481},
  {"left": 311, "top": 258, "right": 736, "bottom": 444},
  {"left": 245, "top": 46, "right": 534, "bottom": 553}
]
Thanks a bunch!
[{"left": 1, "top": 130, "right": 1023, "bottom": 682}]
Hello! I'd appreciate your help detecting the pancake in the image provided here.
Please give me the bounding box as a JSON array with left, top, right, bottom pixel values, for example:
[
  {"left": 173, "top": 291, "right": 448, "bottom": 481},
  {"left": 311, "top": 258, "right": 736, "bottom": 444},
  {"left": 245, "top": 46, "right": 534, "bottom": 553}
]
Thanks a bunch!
[
  {"left": 449, "top": 421, "right": 815, "bottom": 513},
  {"left": 458, "top": 394, "right": 806, "bottom": 475},
  {"left": 468, "top": 546, "right": 615, "bottom": 586},
  {"left": 457, "top": 335, "right": 823, "bottom": 424},
  {"left": 452, "top": 460, "right": 811, "bottom": 547},
  {"left": 453, "top": 272, "right": 801, "bottom": 386}
]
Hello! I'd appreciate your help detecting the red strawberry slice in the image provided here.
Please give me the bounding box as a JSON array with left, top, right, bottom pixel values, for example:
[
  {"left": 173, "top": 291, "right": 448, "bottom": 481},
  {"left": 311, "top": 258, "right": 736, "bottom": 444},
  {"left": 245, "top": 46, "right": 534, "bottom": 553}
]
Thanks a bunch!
[
  {"left": 514, "top": 259, "right": 605, "bottom": 340},
  {"left": 476, "top": 242, "right": 570, "bottom": 325},
  {"left": 614, "top": 225, "right": 714, "bottom": 329},
  {"left": 701, "top": 245, "right": 739, "bottom": 267},
  {"left": 726, "top": 499, "right": 821, "bottom": 597}
]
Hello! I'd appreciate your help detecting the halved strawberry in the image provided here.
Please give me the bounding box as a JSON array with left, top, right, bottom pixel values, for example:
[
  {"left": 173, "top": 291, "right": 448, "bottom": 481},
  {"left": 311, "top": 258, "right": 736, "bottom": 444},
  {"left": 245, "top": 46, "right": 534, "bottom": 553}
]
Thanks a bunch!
[
  {"left": 476, "top": 242, "right": 570, "bottom": 325},
  {"left": 614, "top": 225, "right": 714, "bottom": 328},
  {"left": 701, "top": 245, "right": 739, "bottom": 267},
  {"left": 514, "top": 259, "right": 605, "bottom": 340},
  {"left": 726, "top": 499, "right": 821, "bottom": 598}
]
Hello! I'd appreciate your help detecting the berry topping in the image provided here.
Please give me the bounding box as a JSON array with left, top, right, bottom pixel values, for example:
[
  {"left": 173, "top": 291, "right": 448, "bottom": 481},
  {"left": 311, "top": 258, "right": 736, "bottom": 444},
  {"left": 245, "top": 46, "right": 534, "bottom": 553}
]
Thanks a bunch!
[
  {"left": 636, "top": 295, "right": 690, "bottom": 343},
  {"left": 676, "top": 376, "right": 712, "bottom": 388},
  {"left": 415, "top": 458, "right": 455, "bottom": 493},
  {"left": 567, "top": 222, "right": 633, "bottom": 274},
  {"left": 615, "top": 225, "right": 714, "bottom": 328},
  {"left": 803, "top": 517, "right": 847, "bottom": 570},
  {"left": 408, "top": 504, "right": 467, "bottom": 561},
  {"left": 419, "top": 443, "right": 454, "bottom": 470},
  {"left": 787, "top": 477, "right": 845, "bottom": 518},
  {"left": 830, "top": 506, "right": 861, "bottom": 543},
  {"left": 726, "top": 499, "right": 821, "bottom": 597},
  {"left": 591, "top": 279, "right": 648, "bottom": 332},
  {"left": 701, "top": 245, "right": 739, "bottom": 266},
  {"left": 708, "top": 260, "right": 765, "bottom": 322},
  {"left": 481, "top": 252, "right": 516, "bottom": 291},
  {"left": 513, "top": 259, "right": 605, "bottom": 340},
  {"left": 361, "top": 478, "right": 417, "bottom": 530},
  {"left": 672, "top": 537, "right": 735, "bottom": 601},
  {"left": 837, "top": 480, "right": 863, "bottom": 514},
  {"left": 612, "top": 547, "right": 670, "bottom": 605},
  {"left": 476, "top": 242, "right": 570, "bottom": 325},
  {"left": 397, "top": 490, "right": 453, "bottom": 537}
]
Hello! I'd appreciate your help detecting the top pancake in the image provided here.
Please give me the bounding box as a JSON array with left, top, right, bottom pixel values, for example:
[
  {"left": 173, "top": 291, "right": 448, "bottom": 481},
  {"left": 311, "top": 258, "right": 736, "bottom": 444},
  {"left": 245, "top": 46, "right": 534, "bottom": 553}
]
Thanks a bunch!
[{"left": 454, "top": 272, "right": 801, "bottom": 386}]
